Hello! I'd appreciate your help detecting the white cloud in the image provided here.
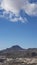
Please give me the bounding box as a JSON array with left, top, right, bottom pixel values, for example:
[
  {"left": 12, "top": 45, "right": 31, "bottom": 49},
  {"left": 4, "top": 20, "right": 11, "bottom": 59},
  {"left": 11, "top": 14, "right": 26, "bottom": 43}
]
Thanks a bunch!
[
  {"left": 24, "top": 3, "right": 37, "bottom": 16},
  {"left": 1, "top": 0, "right": 37, "bottom": 16},
  {"left": 10, "top": 16, "right": 28, "bottom": 23},
  {"left": 0, "top": 8, "right": 28, "bottom": 23},
  {"left": 3, "top": 11, "right": 28, "bottom": 23},
  {"left": 0, "top": 0, "right": 37, "bottom": 23},
  {"left": 1, "top": 0, "right": 26, "bottom": 15}
]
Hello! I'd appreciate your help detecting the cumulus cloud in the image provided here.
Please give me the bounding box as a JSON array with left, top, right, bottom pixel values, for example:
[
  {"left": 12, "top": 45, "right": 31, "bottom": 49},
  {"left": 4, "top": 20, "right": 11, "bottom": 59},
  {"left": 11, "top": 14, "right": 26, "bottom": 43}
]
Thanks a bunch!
[
  {"left": 0, "top": 8, "right": 28, "bottom": 23},
  {"left": 24, "top": 3, "right": 37, "bottom": 16},
  {"left": 1, "top": 0, "right": 37, "bottom": 16},
  {"left": 0, "top": 0, "right": 37, "bottom": 23},
  {"left": 1, "top": 0, "right": 26, "bottom": 14},
  {"left": 10, "top": 16, "right": 28, "bottom": 23}
]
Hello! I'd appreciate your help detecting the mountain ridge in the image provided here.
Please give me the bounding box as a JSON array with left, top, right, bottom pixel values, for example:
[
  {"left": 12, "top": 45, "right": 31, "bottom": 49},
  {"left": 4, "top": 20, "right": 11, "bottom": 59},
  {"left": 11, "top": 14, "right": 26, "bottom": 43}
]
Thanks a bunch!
[{"left": 0, "top": 45, "right": 37, "bottom": 58}]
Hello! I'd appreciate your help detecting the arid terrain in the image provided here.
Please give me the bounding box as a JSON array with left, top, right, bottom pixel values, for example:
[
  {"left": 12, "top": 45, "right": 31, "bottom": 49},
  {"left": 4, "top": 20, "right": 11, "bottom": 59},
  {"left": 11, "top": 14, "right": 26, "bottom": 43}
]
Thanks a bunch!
[
  {"left": 0, "top": 45, "right": 37, "bottom": 65},
  {"left": 0, "top": 57, "right": 37, "bottom": 65}
]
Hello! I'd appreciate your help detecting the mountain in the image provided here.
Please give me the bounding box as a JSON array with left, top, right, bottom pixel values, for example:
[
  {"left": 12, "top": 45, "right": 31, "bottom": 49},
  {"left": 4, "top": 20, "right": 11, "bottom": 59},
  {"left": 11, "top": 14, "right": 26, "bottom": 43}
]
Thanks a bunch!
[
  {"left": 0, "top": 45, "right": 24, "bottom": 54},
  {"left": 10, "top": 45, "right": 24, "bottom": 50},
  {"left": 0, "top": 45, "right": 37, "bottom": 58}
]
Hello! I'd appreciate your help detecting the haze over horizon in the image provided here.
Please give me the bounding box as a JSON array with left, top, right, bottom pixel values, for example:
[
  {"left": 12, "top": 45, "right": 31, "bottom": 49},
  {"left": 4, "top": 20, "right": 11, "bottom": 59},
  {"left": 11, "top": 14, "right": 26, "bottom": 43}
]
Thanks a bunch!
[{"left": 0, "top": 0, "right": 37, "bottom": 50}]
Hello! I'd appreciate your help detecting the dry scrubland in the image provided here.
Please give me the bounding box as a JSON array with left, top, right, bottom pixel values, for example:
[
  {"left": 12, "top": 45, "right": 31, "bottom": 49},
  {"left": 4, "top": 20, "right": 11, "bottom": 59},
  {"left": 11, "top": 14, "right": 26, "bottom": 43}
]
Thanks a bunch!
[
  {"left": 0, "top": 45, "right": 37, "bottom": 65},
  {"left": 0, "top": 57, "right": 37, "bottom": 65}
]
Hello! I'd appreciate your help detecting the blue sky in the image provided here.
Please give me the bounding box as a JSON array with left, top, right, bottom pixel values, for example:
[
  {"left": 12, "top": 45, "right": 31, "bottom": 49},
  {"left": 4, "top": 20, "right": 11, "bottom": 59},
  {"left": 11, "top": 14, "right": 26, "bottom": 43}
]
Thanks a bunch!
[{"left": 0, "top": 0, "right": 37, "bottom": 50}]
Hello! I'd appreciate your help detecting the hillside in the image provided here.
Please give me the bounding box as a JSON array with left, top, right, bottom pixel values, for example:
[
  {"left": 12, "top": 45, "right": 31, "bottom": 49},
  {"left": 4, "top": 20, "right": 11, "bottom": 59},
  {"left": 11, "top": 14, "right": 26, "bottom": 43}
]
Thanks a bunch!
[{"left": 0, "top": 45, "right": 37, "bottom": 58}]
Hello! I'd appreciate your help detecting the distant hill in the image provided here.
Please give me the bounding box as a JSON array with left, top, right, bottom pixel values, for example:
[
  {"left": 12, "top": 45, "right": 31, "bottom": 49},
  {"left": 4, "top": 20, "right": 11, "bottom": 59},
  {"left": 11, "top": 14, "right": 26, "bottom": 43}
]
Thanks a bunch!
[
  {"left": 0, "top": 45, "right": 24, "bottom": 54},
  {"left": 0, "top": 45, "right": 37, "bottom": 58},
  {"left": 9, "top": 45, "right": 24, "bottom": 50}
]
